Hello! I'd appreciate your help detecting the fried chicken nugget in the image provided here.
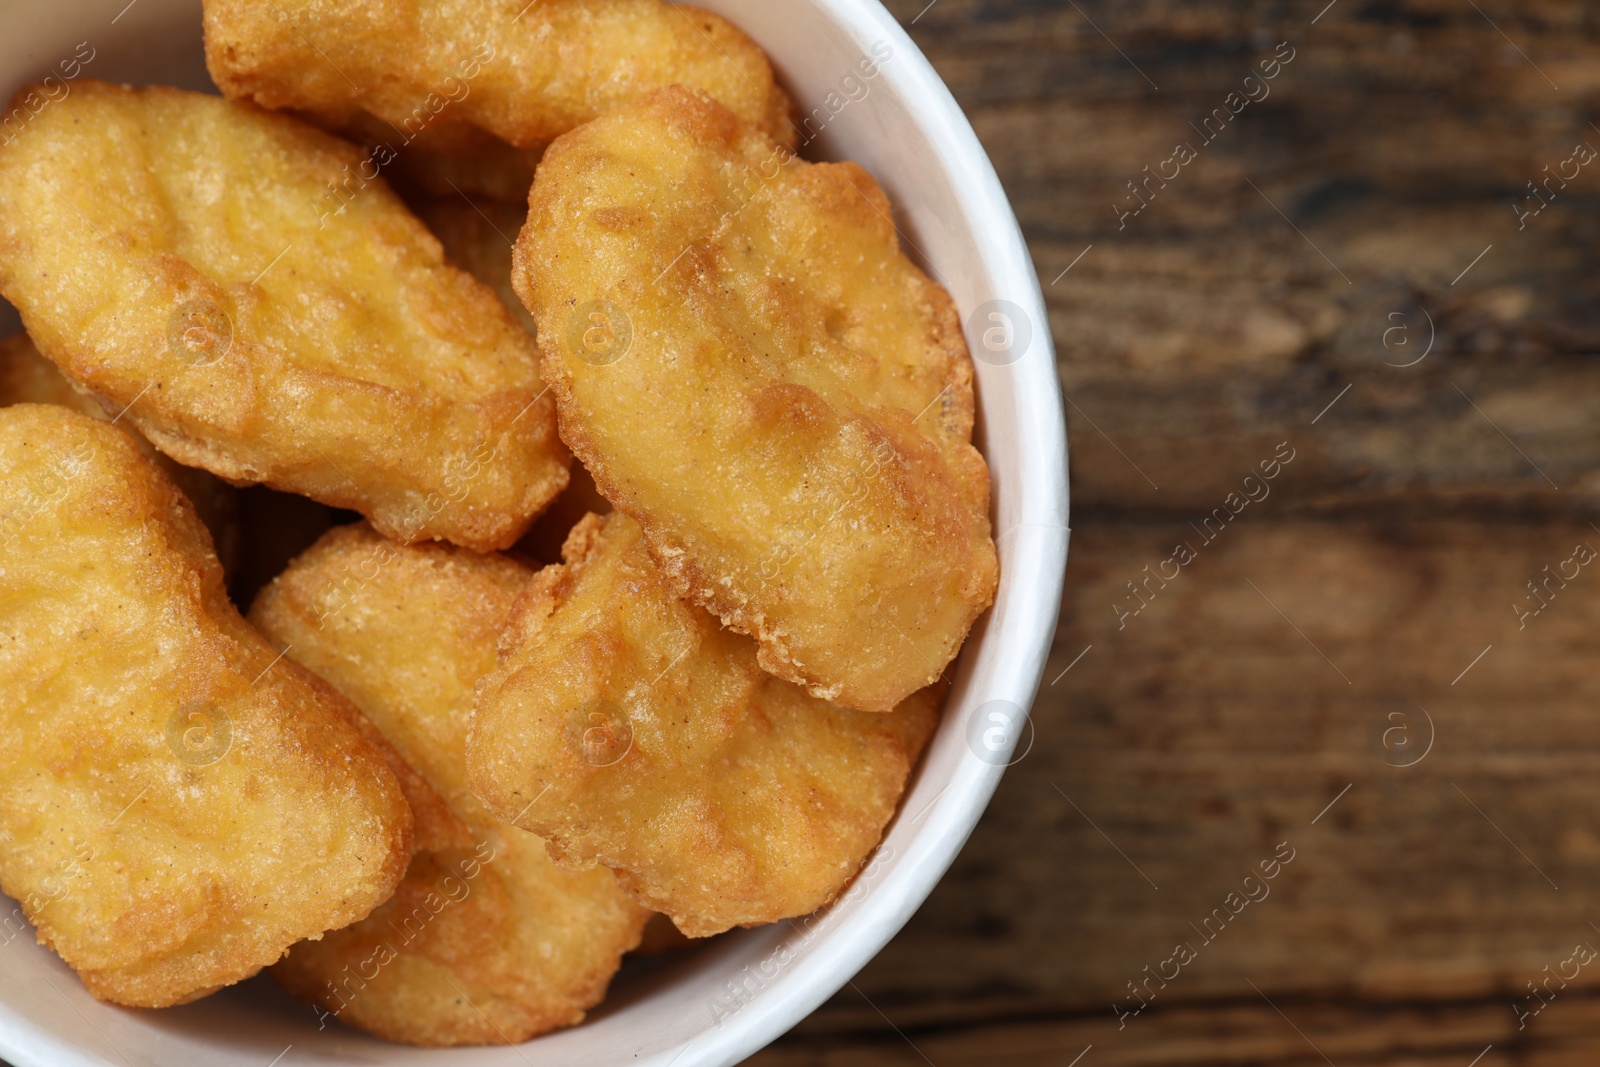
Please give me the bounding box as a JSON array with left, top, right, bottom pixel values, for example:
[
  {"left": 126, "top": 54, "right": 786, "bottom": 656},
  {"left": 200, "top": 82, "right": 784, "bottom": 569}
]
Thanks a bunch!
[
  {"left": 514, "top": 87, "right": 998, "bottom": 712},
  {"left": 203, "top": 0, "right": 797, "bottom": 184},
  {"left": 469, "top": 512, "right": 938, "bottom": 937},
  {"left": 0, "top": 82, "right": 567, "bottom": 553},
  {"left": 0, "top": 405, "right": 412, "bottom": 1008},
  {"left": 0, "top": 331, "right": 241, "bottom": 575},
  {"left": 250, "top": 524, "right": 650, "bottom": 1045}
]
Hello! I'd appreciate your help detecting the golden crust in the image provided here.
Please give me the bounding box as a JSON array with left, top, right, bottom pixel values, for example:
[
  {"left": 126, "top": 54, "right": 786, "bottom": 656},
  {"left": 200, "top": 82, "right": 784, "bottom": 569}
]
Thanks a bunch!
[
  {"left": 0, "top": 82, "right": 567, "bottom": 552},
  {"left": 0, "top": 331, "right": 241, "bottom": 576},
  {"left": 468, "top": 512, "right": 939, "bottom": 938},
  {"left": 251, "top": 524, "right": 649, "bottom": 1045},
  {"left": 515, "top": 87, "right": 998, "bottom": 712},
  {"left": 0, "top": 405, "right": 412, "bottom": 1008},
  {"left": 203, "top": 0, "right": 797, "bottom": 165}
]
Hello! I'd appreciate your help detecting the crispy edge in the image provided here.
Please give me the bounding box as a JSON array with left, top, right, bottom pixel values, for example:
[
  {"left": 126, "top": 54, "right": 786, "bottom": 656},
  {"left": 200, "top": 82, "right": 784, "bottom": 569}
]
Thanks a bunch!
[
  {"left": 251, "top": 523, "right": 648, "bottom": 1044},
  {"left": 0, "top": 331, "right": 243, "bottom": 576},
  {"left": 0, "top": 405, "right": 414, "bottom": 1007},
  {"left": 515, "top": 87, "right": 996, "bottom": 711},
  {"left": 470, "top": 513, "right": 941, "bottom": 935},
  {"left": 0, "top": 83, "right": 566, "bottom": 554}
]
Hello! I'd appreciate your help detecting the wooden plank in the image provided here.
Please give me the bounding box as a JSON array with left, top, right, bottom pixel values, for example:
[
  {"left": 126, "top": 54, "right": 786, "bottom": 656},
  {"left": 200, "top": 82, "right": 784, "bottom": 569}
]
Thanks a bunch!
[
  {"left": 753, "top": 992, "right": 1600, "bottom": 1066},
  {"left": 752, "top": 517, "right": 1600, "bottom": 1061},
  {"left": 874, "top": 0, "right": 1600, "bottom": 516},
  {"left": 744, "top": 5, "right": 1600, "bottom": 1064}
]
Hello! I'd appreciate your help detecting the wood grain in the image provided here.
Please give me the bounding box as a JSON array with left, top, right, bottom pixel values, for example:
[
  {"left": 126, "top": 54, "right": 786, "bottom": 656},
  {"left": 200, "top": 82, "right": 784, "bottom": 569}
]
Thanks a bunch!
[
  {"left": 753, "top": 1, "right": 1600, "bottom": 1063},
  {"left": 903, "top": 0, "right": 1600, "bottom": 517}
]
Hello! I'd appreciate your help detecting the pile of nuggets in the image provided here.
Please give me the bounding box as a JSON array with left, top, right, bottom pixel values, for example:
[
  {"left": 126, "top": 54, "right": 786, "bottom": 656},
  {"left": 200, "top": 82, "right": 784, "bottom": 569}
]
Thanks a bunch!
[{"left": 0, "top": 0, "right": 997, "bottom": 1048}]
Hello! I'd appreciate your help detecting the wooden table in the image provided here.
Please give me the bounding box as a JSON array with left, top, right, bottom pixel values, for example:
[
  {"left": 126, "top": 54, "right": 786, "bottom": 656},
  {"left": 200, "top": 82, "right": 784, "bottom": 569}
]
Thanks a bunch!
[{"left": 752, "top": 1, "right": 1600, "bottom": 1063}]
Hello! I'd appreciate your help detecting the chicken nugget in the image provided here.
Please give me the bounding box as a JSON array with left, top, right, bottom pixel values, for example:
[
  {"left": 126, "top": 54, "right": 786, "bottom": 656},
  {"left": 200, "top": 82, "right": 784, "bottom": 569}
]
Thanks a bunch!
[
  {"left": 203, "top": 0, "right": 796, "bottom": 179},
  {"left": 1, "top": 331, "right": 240, "bottom": 574},
  {"left": 514, "top": 87, "right": 998, "bottom": 712},
  {"left": 0, "top": 405, "right": 412, "bottom": 1008},
  {"left": 0, "top": 82, "right": 567, "bottom": 552},
  {"left": 251, "top": 524, "right": 649, "bottom": 1045},
  {"left": 469, "top": 512, "right": 938, "bottom": 937}
]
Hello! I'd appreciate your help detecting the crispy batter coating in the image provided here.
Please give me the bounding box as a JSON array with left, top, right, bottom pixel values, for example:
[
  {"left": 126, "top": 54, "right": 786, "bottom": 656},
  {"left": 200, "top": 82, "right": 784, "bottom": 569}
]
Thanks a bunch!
[
  {"left": 0, "top": 82, "right": 567, "bottom": 552},
  {"left": 514, "top": 87, "right": 998, "bottom": 712},
  {"left": 251, "top": 524, "right": 649, "bottom": 1045},
  {"left": 0, "top": 331, "right": 241, "bottom": 576},
  {"left": 0, "top": 405, "right": 412, "bottom": 1008},
  {"left": 468, "top": 513, "right": 938, "bottom": 937},
  {"left": 203, "top": 0, "right": 796, "bottom": 174}
]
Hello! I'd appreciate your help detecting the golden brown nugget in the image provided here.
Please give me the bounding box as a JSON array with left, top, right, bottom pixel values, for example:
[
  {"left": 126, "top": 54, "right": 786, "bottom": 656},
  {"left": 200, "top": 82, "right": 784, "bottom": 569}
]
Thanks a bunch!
[
  {"left": 515, "top": 88, "right": 998, "bottom": 712},
  {"left": 0, "top": 82, "right": 567, "bottom": 552},
  {"left": 0, "top": 331, "right": 241, "bottom": 574},
  {"left": 251, "top": 524, "right": 649, "bottom": 1046},
  {"left": 469, "top": 513, "right": 938, "bottom": 937},
  {"left": 203, "top": 0, "right": 796, "bottom": 170},
  {"left": 0, "top": 405, "right": 412, "bottom": 1008}
]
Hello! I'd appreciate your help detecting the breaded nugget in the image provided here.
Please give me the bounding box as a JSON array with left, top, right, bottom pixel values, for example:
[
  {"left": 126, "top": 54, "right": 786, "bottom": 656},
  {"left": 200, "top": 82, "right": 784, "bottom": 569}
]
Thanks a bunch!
[
  {"left": 251, "top": 524, "right": 649, "bottom": 1045},
  {"left": 0, "top": 405, "right": 412, "bottom": 1008},
  {"left": 469, "top": 513, "right": 938, "bottom": 937},
  {"left": 0, "top": 82, "right": 567, "bottom": 552},
  {"left": 514, "top": 88, "right": 998, "bottom": 712},
  {"left": 203, "top": 0, "right": 796, "bottom": 173},
  {"left": 0, "top": 331, "right": 241, "bottom": 574}
]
